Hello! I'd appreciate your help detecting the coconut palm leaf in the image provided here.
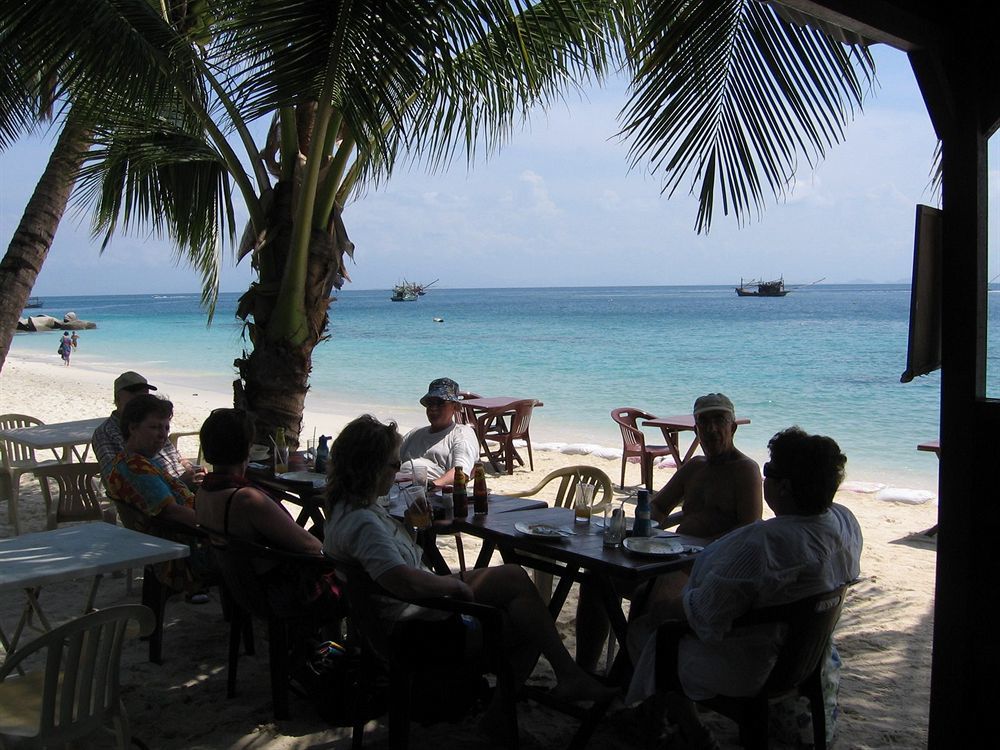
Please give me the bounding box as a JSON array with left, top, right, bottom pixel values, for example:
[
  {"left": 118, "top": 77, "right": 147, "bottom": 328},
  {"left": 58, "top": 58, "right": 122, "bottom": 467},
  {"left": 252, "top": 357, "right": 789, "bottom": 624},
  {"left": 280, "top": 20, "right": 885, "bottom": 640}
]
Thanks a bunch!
[
  {"left": 619, "top": 0, "right": 875, "bottom": 232},
  {"left": 74, "top": 120, "right": 237, "bottom": 316}
]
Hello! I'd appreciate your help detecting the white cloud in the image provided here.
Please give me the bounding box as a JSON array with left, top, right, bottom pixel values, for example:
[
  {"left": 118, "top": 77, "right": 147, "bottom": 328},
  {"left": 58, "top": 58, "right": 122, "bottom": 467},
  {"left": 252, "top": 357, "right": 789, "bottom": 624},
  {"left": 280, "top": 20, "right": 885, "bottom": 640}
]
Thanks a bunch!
[{"left": 519, "top": 170, "right": 559, "bottom": 216}]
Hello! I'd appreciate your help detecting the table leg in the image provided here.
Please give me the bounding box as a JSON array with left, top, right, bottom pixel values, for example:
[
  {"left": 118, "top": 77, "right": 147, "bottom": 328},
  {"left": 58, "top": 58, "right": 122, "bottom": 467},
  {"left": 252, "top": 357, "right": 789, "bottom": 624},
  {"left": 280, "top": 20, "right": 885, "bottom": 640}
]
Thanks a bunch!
[
  {"left": 548, "top": 564, "right": 579, "bottom": 620},
  {"left": 473, "top": 540, "right": 498, "bottom": 569},
  {"left": 656, "top": 428, "right": 684, "bottom": 468},
  {"left": 84, "top": 574, "right": 105, "bottom": 612}
]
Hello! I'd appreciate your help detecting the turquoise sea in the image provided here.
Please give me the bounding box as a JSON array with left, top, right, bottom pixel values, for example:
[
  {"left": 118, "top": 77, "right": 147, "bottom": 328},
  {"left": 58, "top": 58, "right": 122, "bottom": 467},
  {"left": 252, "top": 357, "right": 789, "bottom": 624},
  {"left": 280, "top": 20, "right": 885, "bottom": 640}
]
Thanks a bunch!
[{"left": 12, "top": 284, "right": 993, "bottom": 492}]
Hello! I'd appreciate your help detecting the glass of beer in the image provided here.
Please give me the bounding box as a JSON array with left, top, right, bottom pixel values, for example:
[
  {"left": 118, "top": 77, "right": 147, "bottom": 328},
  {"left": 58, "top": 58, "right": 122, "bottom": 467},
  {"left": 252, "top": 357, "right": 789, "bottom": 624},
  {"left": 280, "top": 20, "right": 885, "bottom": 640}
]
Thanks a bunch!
[
  {"left": 407, "top": 484, "right": 432, "bottom": 530},
  {"left": 574, "top": 482, "right": 595, "bottom": 524}
]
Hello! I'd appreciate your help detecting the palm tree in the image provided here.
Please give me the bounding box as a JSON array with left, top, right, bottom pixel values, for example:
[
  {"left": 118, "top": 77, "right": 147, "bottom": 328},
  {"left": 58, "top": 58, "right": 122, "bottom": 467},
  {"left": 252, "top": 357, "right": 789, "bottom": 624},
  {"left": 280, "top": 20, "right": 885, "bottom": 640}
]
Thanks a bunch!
[
  {"left": 0, "top": 0, "right": 875, "bottom": 443},
  {"left": 2, "top": 0, "right": 622, "bottom": 442}
]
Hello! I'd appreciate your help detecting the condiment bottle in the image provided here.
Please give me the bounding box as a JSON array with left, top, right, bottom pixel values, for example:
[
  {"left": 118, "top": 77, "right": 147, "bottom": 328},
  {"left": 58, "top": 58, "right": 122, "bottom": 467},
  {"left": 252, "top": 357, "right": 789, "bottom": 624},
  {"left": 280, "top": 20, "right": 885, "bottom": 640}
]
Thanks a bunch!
[
  {"left": 633, "top": 488, "right": 652, "bottom": 537},
  {"left": 314, "top": 435, "right": 329, "bottom": 474},
  {"left": 472, "top": 462, "right": 489, "bottom": 515},
  {"left": 453, "top": 467, "right": 469, "bottom": 518},
  {"left": 441, "top": 485, "right": 454, "bottom": 522}
]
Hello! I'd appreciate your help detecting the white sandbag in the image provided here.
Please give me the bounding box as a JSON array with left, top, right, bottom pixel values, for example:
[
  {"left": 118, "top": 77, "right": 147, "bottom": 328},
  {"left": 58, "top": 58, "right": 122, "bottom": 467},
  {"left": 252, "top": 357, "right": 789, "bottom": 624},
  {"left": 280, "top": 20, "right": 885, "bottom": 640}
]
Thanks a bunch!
[
  {"left": 840, "top": 481, "right": 887, "bottom": 494},
  {"left": 562, "top": 443, "right": 604, "bottom": 455},
  {"left": 875, "top": 487, "right": 936, "bottom": 505}
]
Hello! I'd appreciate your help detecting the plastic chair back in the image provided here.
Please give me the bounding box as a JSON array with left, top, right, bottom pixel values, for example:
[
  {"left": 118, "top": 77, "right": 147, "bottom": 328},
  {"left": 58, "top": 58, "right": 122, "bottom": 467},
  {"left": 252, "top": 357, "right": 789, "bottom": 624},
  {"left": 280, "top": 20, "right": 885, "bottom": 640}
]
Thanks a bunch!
[
  {"left": 507, "top": 465, "right": 614, "bottom": 512},
  {"left": 34, "top": 462, "right": 113, "bottom": 529},
  {"left": 610, "top": 407, "right": 655, "bottom": 453},
  {"left": 0, "top": 413, "right": 45, "bottom": 466},
  {"left": 0, "top": 604, "right": 154, "bottom": 748}
]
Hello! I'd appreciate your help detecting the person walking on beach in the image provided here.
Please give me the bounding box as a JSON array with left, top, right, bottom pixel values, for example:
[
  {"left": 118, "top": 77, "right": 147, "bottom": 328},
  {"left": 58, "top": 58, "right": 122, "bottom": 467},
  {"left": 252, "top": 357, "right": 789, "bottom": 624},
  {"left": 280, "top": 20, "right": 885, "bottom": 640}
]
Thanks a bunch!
[
  {"left": 624, "top": 427, "right": 862, "bottom": 748},
  {"left": 93, "top": 371, "right": 205, "bottom": 489},
  {"left": 70, "top": 331, "right": 79, "bottom": 349},
  {"left": 576, "top": 393, "right": 763, "bottom": 672},
  {"left": 58, "top": 332, "right": 72, "bottom": 366},
  {"left": 399, "top": 377, "right": 479, "bottom": 489}
]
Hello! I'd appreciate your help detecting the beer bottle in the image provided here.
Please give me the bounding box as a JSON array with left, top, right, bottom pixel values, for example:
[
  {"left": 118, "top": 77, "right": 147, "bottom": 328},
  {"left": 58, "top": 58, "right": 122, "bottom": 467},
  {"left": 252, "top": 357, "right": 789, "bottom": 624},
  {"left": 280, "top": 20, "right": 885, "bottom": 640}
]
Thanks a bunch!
[
  {"left": 453, "top": 467, "right": 469, "bottom": 518},
  {"left": 314, "top": 435, "right": 329, "bottom": 474},
  {"left": 472, "top": 462, "right": 489, "bottom": 515}
]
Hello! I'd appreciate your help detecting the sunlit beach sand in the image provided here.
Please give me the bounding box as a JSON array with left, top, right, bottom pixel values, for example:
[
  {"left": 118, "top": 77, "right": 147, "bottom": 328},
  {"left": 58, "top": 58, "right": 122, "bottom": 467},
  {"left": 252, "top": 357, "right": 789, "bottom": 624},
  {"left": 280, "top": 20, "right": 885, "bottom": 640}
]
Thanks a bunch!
[{"left": 0, "top": 356, "right": 936, "bottom": 748}]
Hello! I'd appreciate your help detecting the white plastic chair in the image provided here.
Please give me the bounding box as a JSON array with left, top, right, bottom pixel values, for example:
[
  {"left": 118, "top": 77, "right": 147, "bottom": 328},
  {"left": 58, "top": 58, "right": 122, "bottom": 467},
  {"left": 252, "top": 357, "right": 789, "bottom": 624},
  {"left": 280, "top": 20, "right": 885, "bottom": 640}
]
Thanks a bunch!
[
  {"left": 1, "top": 414, "right": 60, "bottom": 535},
  {"left": 0, "top": 604, "right": 154, "bottom": 749}
]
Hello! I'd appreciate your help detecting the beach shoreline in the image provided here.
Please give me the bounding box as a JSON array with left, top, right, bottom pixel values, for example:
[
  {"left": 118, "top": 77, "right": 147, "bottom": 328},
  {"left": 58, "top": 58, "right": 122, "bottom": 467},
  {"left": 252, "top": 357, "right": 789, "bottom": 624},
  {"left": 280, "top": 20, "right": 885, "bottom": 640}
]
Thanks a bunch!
[{"left": 0, "top": 347, "right": 940, "bottom": 495}]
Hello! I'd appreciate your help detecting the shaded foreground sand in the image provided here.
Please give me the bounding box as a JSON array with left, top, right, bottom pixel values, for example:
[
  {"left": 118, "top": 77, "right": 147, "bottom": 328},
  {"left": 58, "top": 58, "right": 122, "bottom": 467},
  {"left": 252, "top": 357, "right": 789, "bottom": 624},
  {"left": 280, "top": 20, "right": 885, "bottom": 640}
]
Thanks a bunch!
[{"left": 0, "top": 358, "right": 936, "bottom": 748}]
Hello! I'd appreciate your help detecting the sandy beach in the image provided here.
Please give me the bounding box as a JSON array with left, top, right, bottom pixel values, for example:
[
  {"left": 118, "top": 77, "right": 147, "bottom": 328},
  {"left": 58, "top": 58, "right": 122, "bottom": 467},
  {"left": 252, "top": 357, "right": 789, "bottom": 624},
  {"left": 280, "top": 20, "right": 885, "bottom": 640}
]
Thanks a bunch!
[{"left": 0, "top": 355, "right": 937, "bottom": 748}]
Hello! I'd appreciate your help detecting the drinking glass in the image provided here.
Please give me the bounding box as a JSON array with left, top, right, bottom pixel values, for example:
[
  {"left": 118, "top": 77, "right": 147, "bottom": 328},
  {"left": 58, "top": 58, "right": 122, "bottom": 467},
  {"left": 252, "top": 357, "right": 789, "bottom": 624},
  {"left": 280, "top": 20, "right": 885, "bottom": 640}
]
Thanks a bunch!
[
  {"left": 603, "top": 505, "right": 626, "bottom": 547},
  {"left": 274, "top": 446, "right": 289, "bottom": 475},
  {"left": 407, "top": 483, "right": 432, "bottom": 530},
  {"left": 574, "top": 483, "right": 595, "bottom": 524}
]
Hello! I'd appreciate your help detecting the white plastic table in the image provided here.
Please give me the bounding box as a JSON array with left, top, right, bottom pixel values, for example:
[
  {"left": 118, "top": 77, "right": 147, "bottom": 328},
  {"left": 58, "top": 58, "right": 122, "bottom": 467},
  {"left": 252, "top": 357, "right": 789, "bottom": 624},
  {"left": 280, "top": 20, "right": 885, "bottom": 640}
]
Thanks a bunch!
[
  {"left": 0, "top": 416, "right": 106, "bottom": 463},
  {"left": 0, "top": 522, "right": 189, "bottom": 659}
]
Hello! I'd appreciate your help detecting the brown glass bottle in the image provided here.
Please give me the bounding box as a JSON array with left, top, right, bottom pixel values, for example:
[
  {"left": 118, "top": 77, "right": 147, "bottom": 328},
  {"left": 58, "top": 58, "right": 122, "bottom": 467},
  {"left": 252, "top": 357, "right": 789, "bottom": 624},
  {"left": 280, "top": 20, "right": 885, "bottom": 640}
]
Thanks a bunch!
[
  {"left": 472, "top": 462, "right": 489, "bottom": 515},
  {"left": 453, "top": 466, "right": 469, "bottom": 518}
]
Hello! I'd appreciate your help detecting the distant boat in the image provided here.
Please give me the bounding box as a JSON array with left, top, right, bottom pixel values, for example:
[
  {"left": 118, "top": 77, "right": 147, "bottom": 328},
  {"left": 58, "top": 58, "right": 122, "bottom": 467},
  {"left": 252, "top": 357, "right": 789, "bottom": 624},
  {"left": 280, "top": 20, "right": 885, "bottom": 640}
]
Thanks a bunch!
[
  {"left": 24, "top": 297, "right": 43, "bottom": 309},
  {"left": 390, "top": 278, "right": 438, "bottom": 302},
  {"left": 735, "top": 277, "right": 788, "bottom": 297}
]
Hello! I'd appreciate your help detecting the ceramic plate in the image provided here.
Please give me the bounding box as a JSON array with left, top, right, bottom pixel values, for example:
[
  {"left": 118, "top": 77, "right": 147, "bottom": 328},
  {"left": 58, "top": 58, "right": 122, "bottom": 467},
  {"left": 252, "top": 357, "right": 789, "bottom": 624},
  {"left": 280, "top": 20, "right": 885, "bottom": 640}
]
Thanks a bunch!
[
  {"left": 277, "top": 471, "right": 326, "bottom": 488},
  {"left": 622, "top": 537, "right": 686, "bottom": 556},
  {"left": 514, "top": 522, "right": 570, "bottom": 538}
]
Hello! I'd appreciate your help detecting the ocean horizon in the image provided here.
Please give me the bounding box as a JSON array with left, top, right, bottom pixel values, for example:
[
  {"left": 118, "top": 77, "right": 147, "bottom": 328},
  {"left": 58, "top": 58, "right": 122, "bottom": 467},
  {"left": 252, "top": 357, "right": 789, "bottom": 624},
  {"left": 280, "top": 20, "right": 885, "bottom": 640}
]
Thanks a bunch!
[{"left": 10, "top": 283, "right": 983, "bottom": 493}]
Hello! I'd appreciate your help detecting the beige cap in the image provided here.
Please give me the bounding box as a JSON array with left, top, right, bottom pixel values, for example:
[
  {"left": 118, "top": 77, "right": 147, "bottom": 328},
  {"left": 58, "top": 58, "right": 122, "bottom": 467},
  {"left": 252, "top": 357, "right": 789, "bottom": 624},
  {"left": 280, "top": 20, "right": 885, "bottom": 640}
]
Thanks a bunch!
[
  {"left": 114, "top": 371, "right": 157, "bottom": 394},
  {"left": 693, "top": 393, "right": 735, "bottom": 418}
]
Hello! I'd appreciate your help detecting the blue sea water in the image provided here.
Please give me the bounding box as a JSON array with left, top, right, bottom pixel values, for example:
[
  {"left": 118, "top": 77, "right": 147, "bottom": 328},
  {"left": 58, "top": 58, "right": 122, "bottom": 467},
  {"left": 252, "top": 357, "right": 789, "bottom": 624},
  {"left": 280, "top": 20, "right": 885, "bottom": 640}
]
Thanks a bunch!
[{"left": 12, "top": 284, "right": 992, "bottom": 491}]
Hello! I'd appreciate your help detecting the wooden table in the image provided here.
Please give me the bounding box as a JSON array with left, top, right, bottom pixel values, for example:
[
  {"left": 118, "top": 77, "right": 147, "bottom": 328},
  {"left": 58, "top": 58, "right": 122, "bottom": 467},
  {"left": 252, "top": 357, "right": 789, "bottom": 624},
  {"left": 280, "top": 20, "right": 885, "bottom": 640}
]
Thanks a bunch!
[
  {"left": 918, "top": 439, "right": 941, "bottom": 456},
  {"left": 0, "top": 523, "right": 189, "bottom": 660},
  {"left": 454, "top": 506, "right": 705, "bottom": 676},
  {"left": 0, "top": 417, "right": 106, "bottom": 463},
  {"left": 643, "top": 414, "right": 751, "bottom": 467},
  {"left": 917, "top": 440, "right": 940, "bottom": 536}
]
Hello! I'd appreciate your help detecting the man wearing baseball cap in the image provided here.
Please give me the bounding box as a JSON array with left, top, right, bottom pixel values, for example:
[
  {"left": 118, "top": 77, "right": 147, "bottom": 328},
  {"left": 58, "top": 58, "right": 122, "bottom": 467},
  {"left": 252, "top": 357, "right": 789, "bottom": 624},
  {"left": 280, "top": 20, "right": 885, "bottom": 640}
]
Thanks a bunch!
[
  {"left": 577, "top": 392, "right": 762, "bottom": 673},
  {"left": 651, "top": 393, "right": 762, "bottom": 538},
  {"left": 399, "top": 377, "right": 479, "bottom": 489},
  {"left": 93, "top": 371, "right": 203, "bottom": 488}
]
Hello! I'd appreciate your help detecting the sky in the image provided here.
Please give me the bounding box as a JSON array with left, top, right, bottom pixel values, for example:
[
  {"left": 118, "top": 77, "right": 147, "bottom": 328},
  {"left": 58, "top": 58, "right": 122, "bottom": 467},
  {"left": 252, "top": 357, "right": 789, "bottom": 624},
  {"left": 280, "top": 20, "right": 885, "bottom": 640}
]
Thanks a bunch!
[{"left": 0, "top": 43, "right": 986, "bottom": 297}]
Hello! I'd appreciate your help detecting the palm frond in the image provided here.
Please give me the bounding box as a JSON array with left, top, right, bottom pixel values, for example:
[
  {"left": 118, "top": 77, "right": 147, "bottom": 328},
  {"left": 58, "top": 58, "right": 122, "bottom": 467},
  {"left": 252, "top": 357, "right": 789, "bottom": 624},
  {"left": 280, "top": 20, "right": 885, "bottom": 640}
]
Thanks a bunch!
[
  {"left": 75, "top": 120, "right": 236, "bottom": 317},
  {"left": 620, "top": 0, "right": 876, "bottom": 232}
]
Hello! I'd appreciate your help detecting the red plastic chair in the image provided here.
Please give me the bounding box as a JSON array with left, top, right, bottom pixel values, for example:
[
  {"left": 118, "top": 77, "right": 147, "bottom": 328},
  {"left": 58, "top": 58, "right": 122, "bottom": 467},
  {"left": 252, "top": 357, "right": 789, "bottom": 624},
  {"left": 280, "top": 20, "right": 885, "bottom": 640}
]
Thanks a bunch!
[
  {"left": 610, "top": 407, "right": 672, "bottom": 491},
  {"left": 476, "top": 399, "right": 537, "bottom": 474},
  {"left": 456, "top": 391, "right": 482, "bottom": 426}
]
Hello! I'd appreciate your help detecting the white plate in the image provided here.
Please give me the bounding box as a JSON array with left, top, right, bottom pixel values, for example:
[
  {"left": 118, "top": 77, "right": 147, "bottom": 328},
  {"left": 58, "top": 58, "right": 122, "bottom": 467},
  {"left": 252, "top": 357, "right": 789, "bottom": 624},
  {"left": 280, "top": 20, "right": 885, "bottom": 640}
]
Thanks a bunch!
[
  {"left": 622, "top": 537, "right": 686, "bottom": 556},
  {"left": 277, "top": 471, "right": 326, "bottom": 488},
  {"left": 514, "top": 521, "right": 570, "bottom": 538}
]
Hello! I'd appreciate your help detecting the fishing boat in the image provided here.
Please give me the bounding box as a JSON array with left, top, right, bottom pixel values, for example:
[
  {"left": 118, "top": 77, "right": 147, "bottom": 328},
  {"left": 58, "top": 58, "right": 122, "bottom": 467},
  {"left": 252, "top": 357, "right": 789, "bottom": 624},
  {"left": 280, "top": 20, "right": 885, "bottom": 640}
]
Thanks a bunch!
[
  {"left": 735, "top": 277, "right": 788, "bottom": 297},
  {"left": 24, "top": 297, "right": 43, "bottom": 309},
  {"left": 390, "top": 285, "right": 418, "bottom": 302},
  {"left": 389, "top": 279, "right": 438, "bottom": 301}
]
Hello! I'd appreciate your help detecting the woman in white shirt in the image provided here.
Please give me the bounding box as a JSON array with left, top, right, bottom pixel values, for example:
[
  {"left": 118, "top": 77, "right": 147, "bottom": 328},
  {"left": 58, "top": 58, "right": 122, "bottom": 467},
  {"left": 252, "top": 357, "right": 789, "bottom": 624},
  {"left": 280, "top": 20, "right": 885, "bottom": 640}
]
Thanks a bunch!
[{"left": 323, "top": 415, "right": 615, "bottom": 735}]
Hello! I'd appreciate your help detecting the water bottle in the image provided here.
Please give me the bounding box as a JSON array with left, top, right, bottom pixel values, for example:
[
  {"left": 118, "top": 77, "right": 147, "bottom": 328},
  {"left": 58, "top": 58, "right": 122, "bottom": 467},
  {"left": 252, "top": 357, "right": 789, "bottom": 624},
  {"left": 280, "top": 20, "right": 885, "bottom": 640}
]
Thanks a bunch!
[
  {"left": 314, "top": 435, "right": 329, "bottom": 474},
  {"left": 633, "top": 488, "right": 652, "bottom": 537}
]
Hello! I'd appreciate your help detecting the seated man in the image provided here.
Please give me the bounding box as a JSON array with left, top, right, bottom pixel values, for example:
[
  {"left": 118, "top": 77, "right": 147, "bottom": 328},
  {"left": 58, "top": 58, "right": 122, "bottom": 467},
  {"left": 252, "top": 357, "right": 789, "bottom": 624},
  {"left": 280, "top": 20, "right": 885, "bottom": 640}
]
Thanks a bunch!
[
  {"left": 651, "top": 393, "right": 762, "bottom": 539},
  {"left": 576, "top": 393, "right": 762, "bottom": 672},
  {"left": 399, "top": 377, "right": 478, "bottom": 489},
  {"left": 626, "top": 427, "right": 863, "bottom": 746},
  {"left": 93, "top": 371, "right": 203, "bottom": 488},
  {"left": 106, "top": 394, "right": 209, "bottom": 601}
]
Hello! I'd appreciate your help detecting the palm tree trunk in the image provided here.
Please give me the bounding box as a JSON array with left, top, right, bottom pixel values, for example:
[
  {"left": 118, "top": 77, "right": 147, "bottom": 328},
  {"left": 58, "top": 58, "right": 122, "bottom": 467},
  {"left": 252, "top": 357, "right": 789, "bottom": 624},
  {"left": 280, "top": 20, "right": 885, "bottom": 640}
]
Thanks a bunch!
[
  {"left": 0, "top": 119, "right": 90, "bottom": 372},
  {"left": 233, "top": 182, "right": 349, "bottom": 447}
]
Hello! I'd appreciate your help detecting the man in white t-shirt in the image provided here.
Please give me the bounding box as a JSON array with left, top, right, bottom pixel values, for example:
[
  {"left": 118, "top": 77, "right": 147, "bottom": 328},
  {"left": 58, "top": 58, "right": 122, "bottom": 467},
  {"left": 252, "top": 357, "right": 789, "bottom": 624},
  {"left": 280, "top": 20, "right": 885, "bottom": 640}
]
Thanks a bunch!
[{"left": 399, "top": 377, "right": 479, "bottom": 489}]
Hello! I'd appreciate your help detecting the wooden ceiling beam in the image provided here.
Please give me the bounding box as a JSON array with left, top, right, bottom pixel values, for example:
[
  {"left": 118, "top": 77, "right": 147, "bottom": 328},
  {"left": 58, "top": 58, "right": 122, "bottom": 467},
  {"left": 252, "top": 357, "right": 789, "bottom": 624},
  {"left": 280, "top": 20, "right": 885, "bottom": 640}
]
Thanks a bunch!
[{"left": 768, "top": 0, "right": 941, "bottom": 51}]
